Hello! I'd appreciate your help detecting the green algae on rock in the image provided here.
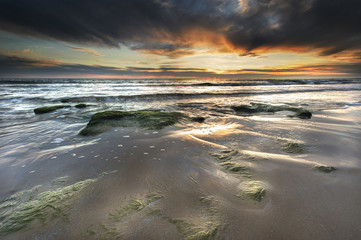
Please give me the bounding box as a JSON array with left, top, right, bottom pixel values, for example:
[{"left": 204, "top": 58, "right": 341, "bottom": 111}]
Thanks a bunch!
[
  {"left": 79, "top": 110, "right": 187, "bottom": 136},
  {"left": 191, "top": 117, "right": 205, "bottom": 123},
  {"left": 34, "top": 105, "right": 71, "bottom": 114},
  {"left": 231, "top": 103, "right": 300, "bottom": 114},
  {"left": 288, "top": 109, "right": 312, "bottom": 119},
  {"left": 313, "top": 165, "right": 337, "bottom": 173},
  {"left": 75, "top": 104, "right": 87, "bottom": 108},
  {"left": 238, "top": 181, "right": 266, "bottom": 201},
  {"left": 231, "top": 103, "right": 312, "bottom": 119}
]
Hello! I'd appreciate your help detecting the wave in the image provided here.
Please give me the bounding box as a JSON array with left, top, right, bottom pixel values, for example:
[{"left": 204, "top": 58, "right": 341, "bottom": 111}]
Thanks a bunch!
[
  {"left": 1, "top": 78, "right": 361, "bottom": 87},
  {"left": 51, "top": 87, "right": 361, "bottom": 103}
]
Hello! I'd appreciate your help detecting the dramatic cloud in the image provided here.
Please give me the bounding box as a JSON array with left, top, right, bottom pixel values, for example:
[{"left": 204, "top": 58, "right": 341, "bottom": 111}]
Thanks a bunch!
[
  {"left": 67, "top": 46, "right": 104, "bottom": 57},
  {"left": 1, "top": 0, "right": 360, "bottom": 57}
]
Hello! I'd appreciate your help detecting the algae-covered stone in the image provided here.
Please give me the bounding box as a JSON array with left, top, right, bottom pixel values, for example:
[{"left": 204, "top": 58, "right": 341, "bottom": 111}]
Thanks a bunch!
[
  {"left": 231, "top": 103, "right": 300, "bottom": 115},
  {"left": 230, "top": 103, "right": 313, "bottom": 119},
  {"left": 313, "top": 165, "right": 336, "bottom": 173},
  {"left": 75, "top": 104, "right": 87, "bottom": 108},
  {"left": 191, "top": 117, "right": 205, "bottom": 123},
  {"left": 34, "top": 105, "right": 70, "bottom": 114},
  {"left": 291, "top": 109, "right": 312, "bottom": 119},
  {"left": 79, "top": 110, "right": 187, "bottom": 136},
  {"left": 238, "top": 181, "right": 266, "bottom": 201}
]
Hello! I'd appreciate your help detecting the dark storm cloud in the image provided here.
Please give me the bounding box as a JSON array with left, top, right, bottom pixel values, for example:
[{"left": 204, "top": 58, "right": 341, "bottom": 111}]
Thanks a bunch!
[
  {"left": 0, "top": 0, "right": 225, "bottom": 48},
  {"left": 1, "top": 0, "right": 360, "bottom": 56}
]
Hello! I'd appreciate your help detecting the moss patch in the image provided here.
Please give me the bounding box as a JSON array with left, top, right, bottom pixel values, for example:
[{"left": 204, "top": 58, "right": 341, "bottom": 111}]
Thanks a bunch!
[
  {"left": 220, "top": 161, "right": 246, "bottom": 172},
  {"left": 313, "top": 165, "right": 337, "bottom": 173},
  {"left": 51, "top": 176, "right": 70, "bottom": 186},
  {"left": 109, "top": 191, "right": 162, "bottom": 222},
  {"left": 171, "top": 219, "right": 218, "bottom": 240},
  {"left": 85, "top": 191, "right": 162, "bottom": 239},
  {"left": 282, "top": 142, "right": 305, "bottom": 153},
  {"left": 238, "top": 181, "right": 266, "bottom": 201},
  {"left": 210, "top": 149, "right": 238, "bottom": 162},
  {"left": 79, "top": 110, "right": 187, "bottom": 136},
  {"left": 34, "top": 105, "right": 70, "bottom": 114},
  {"left": 0, "top": 179, "right": 95, "bottom": 233},
  {"left": 149, "top": 197, "right": 220, "bottom": 240},
  {"left": 211, "top": 150, "right": 251, "bottom": 178}
]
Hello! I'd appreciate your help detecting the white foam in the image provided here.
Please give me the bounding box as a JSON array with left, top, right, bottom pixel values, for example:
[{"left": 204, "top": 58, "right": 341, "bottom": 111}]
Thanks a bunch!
[{"left": 51, "top": 138, "right": 64, "bottom": 144}]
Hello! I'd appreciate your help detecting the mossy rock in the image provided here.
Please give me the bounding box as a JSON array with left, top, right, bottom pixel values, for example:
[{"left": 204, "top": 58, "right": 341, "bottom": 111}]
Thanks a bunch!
[
  {"left": 79, "top": 110, "right": 187, "bottom": 136},
  {"left": 313, "top": 165, "right": 336, "bottom": 173},
  {"left": 231, "top": 103, "right": 301, "bottom": 115},
  {"left": 34, "top": 105, "right": 70, "bottom": 114},
  {"left": 75, "top": 104, "right": 87, "bottom": 108},
  {"left": 60, "top": 99, "right": 71, "bottom": 103},
  {"left": 191, "top": 117, "right": 205, "bottom": 123},
  {"left": 289, "top": 109, "right": 312, "bottom": 119},
  {"left": 230, "top": 103, "right": 313, "bottom": 119}
]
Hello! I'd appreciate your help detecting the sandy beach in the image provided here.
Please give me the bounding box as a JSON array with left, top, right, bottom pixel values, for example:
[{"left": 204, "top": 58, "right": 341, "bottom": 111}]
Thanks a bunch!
[{"left": 1, "top": 103, "right": 360, "bottom": 240}]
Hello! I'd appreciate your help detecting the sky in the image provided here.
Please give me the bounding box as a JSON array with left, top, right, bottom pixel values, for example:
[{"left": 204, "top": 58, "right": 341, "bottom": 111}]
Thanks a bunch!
[{"left": 0, "top": 0, "right": 361, "bottom": 79}]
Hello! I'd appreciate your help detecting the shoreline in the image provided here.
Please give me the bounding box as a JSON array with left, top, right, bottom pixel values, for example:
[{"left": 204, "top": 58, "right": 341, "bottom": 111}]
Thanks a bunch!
[{"left": 1, "top": 105, "right": 361, "bottom": 239}]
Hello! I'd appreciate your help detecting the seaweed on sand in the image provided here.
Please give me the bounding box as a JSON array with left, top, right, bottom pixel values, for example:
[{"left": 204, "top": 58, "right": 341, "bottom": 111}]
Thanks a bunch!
[
  {"left": 85, "top": 191, "right": 163, "bottom": 239},
  {"left": 0, "top": 179, "right": 95, "bottom": 233},
  {"left": 34, "top": 105, "right": 71, "bottom": 114},
  {"left": 79, "top": 110, "right": 187, "bottom": 136},
  {"left": 148, "top": 196, "right": 220, "bottom": 240},
  {"left": 219, "top": 161, "right": 250, "bottom": 178},
  {"left": 238, "top": 181, "right": 266, "bottom": 201},
  {"left": 313, "top": 165, "right": 337, "bottom": 173},
  {"left": 210, "top": 149, "right": 238, "bottom": 162},
  {"left": 211, "top": 150, "right": 251, "bottom": 178},
  {"left": 282, "top": 142, "right": 305, "bottom": 153},
  {"left": 109, "top": 191, "right": 163, "bottom": 221}
]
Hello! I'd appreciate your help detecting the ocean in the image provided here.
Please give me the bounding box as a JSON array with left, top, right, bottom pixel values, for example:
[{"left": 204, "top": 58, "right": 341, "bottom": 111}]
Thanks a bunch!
[{"left": 1, "top": 78, "right": 361, "bottom": 164}]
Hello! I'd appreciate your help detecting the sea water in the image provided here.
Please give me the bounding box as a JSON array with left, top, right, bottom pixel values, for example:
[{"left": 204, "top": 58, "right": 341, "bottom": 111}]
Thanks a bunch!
[{"left": 1, "top": 78, "right": 361, "bottom": 166}]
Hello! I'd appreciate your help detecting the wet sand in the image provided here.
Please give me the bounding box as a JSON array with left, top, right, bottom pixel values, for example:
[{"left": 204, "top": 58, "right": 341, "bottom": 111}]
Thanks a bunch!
[{"left": 1, "top": 106, "right": 361, "bottom": 239}]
